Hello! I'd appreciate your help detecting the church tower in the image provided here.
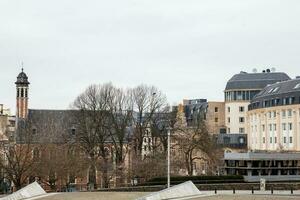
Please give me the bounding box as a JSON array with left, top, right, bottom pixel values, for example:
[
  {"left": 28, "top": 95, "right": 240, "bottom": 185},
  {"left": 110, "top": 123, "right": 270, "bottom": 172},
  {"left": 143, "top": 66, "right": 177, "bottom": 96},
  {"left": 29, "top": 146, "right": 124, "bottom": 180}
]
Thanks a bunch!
[{"left": 15, "top": 68, "right": 30, "bottom": 119}]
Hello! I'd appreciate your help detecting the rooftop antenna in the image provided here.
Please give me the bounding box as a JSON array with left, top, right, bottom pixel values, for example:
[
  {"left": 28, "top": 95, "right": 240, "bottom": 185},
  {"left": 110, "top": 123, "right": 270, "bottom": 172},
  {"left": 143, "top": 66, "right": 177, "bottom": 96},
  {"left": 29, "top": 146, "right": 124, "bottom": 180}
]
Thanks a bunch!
[
  {"left": 252, "top": 68, "right": 257, "bottom": 73},
  {"left": 271, "top": 67, "right": 276, "bottom": 72}
]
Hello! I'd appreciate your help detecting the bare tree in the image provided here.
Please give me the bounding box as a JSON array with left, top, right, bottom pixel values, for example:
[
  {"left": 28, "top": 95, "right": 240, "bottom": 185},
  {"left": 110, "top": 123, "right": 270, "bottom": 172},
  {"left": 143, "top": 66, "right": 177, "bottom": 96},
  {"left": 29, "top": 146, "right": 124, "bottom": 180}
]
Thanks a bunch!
[
  {"left": 150, "top": 105, "right": 177, "bottom": 154},
  {"left": 72, "top": 83, "right": 113, "bottom": 188},
  {"left": 106, "top": 87, "right": 133, "bottom": 186},
  {"left": 0, "top": 121, "right": 42, "bottom": 190},
  {"left": 173, "top": 105, "right": 218, "bottom": 176},
  {"left": 131, "top": 85, "right": 167, "bottom": 157}
]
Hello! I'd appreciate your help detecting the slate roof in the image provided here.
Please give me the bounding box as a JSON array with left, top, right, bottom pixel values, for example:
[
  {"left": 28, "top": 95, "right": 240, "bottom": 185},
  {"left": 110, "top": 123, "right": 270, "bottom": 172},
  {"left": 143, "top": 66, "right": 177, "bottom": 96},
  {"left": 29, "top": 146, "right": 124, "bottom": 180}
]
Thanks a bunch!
[
  {"left": 16, "top": 109, "right": 77, "bottom": 144},
  {"left": 16, "top": 109, "right": 134, "bottom": 144},
  {"left": 225, "top": 72, "right": 290, "bottom": 90},
  {"left": 253, "top": 78, "right": 300, "bottom": 99}
]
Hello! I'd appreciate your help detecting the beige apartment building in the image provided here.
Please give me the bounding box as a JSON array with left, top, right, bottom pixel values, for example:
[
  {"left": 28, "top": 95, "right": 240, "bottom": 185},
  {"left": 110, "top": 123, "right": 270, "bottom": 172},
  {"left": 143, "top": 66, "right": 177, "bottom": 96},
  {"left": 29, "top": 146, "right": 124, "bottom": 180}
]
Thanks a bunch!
[
  {"left": 225, "top": 70, "right": 290, "bottom": 134},
  {"left": 183, "top": 99, "right": 225, "bottom": 134},
  {"left": 247, "top": 78, "right": 300, "bottom": 151},
  {"left": 225, "top": 78, "right": 300, "bottom": 182},
  {"left": 205, "top": 101, "right": 226, "bottom": 134}
]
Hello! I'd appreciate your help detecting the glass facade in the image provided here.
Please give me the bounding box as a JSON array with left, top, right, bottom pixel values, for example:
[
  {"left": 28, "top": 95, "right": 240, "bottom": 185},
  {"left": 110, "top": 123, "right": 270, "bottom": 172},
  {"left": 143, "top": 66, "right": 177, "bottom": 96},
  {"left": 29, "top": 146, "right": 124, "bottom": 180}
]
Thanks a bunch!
[{"left": 225, "top": 90, "right": 260, "bottom": 101}]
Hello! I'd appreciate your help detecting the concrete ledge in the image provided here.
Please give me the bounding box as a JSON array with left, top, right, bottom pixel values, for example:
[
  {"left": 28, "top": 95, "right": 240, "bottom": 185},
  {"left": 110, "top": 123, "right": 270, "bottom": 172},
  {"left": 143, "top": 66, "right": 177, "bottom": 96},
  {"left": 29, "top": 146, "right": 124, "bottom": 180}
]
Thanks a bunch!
[
  {"left": 136, "top": 181, "right": 202, "bottom": 200},
  {"left": 0, "top": 182, "right": 46, "bottom": 200}
]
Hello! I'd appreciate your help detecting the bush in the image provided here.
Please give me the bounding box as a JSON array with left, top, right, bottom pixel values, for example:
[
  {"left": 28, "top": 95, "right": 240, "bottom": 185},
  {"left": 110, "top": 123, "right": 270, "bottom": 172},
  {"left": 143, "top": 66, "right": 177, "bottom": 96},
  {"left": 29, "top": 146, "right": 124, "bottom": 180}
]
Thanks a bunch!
[{"left": 140, "top": 175, "right": 244, "bottom": 186}]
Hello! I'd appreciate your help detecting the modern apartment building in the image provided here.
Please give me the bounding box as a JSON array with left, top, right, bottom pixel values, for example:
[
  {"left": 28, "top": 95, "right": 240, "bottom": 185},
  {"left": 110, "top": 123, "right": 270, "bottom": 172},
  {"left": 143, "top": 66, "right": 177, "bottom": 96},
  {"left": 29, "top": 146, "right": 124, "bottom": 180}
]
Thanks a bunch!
[
  {"left": 224, "top": 77, "right": 300, "bottom": 182},
  {"left": 247, "top": 78, "right": 300, "bottom": 151},
  {"left": 225, "top": 70, "right": 290, "bottom": 134}
]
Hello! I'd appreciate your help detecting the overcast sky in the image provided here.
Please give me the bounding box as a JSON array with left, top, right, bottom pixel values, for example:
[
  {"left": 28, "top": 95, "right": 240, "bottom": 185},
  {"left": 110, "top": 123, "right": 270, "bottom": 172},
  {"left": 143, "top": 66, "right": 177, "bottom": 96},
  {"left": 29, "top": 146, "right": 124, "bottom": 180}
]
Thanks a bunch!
[{"left": 1, "top": 0, "right": 300, "bottom": 113}]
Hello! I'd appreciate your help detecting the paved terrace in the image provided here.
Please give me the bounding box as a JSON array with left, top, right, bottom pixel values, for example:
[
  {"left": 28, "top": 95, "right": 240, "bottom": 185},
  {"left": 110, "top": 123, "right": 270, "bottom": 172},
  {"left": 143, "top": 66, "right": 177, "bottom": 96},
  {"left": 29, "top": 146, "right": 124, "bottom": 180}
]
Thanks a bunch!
[{"left": 30, "top": 190, "right": 300, "bottom": 200}]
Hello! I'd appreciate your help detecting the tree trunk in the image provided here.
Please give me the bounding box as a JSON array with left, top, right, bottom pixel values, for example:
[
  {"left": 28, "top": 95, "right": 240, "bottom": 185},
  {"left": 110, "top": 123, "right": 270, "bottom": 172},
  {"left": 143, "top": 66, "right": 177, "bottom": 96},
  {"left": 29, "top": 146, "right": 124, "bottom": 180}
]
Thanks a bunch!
[{"left": 102, "top": 158, "right": 109, "bottom": 188}]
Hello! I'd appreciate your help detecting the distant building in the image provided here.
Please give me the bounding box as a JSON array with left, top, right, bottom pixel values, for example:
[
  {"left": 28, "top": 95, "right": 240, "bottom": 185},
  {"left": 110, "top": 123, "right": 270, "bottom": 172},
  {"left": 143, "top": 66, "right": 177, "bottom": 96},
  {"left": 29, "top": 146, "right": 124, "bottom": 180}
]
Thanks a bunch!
[
  {"left": 225, "top": 70, "right": 290, "bottom": 134},
  {"left": 0, "top": 104, "right": 15, "bottom": 141},
  {"left": 183, "top": 99, "right": 226, "bottom": 134},
  {"left": 224, "top": 77, "right": 300, "bottom": 182},
  {"left": 12, "top": 69, "right": 132, "bottom": 189}
]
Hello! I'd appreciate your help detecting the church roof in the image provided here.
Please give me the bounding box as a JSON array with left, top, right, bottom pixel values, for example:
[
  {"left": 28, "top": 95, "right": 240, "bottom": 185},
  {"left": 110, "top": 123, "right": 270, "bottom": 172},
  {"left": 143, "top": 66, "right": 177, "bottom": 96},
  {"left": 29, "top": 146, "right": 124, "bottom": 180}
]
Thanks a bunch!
[{"left": 16, "top": 109, "right": 134, "bottom": 144}]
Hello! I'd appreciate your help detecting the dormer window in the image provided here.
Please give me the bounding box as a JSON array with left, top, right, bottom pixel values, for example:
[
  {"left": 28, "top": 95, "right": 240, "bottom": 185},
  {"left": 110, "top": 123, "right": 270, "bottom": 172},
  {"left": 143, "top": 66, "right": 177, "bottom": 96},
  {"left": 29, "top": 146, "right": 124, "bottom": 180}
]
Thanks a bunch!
[
  {"left": 267, "top": 88, "right": 274, "bottom": 93},
  {"left": 294, "top": 83, "right": 300, "bottom": 89},
  {"left": 272, "top": 87, "right": 279, "bottom": 93}
]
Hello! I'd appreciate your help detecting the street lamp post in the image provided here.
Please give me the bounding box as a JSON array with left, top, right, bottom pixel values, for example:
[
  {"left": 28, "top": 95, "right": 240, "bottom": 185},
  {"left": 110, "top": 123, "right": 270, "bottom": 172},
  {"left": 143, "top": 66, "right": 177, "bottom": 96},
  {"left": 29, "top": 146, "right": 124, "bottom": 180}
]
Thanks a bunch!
[{"left": 167, "top": 128, "right": 171, "bottom": 188}]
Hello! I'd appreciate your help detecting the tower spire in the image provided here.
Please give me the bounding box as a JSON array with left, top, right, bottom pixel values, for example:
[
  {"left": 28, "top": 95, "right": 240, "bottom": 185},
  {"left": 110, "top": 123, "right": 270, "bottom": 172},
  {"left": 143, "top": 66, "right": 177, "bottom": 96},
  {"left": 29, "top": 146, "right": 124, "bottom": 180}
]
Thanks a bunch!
[{"left": 15, "top": 68, "right": 30, "bottom": 119}]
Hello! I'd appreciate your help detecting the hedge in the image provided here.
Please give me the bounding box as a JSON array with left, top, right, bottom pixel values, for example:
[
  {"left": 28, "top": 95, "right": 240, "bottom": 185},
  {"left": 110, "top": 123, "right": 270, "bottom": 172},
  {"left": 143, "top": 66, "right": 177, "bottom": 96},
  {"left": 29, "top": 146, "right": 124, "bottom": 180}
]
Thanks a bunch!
[{"left": 140, "top": 175, "right": 244, "bottom": 186}]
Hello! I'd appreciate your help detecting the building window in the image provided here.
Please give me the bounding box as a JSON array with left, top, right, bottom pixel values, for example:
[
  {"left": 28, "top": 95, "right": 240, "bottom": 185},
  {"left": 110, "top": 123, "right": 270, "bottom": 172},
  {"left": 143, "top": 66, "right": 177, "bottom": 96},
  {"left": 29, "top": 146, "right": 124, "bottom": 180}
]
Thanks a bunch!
[
  {"left": 283, "top": 98, "right": 287, "bottom": 105},
  {"left": 288, "top": 109, "right": 292, "bottom": 117},
  {"left": 272, "top": 87, "right": 279, "bottom": 93},
  {"left": 263, "top": 137, "right": 265, "bottom": 144},
  {"left": 270, "top": 137, "right": 272, "bottom": 144},
  {"left": 289, "top": 123, "right": 293, "bottom": 130},
  {"left": 283, "top": 123, "right": 286, "bottom": 131},
  {"left": 284, "top": 137, "right": 287, "bottom": 143},
  {"left": 239, "top": 117, "right": 244, "bottom": 123},
  {"left": 262, "top": 125, "right": 265, "bottom": 132},
  {"left": 239, "top": 106, "right": 244, "bottom": 112},
  {"left": 269, "top": 124, "right": 272, "bottom": 131},
  {"left": 282, "top": 110, "right": 286, "bottom": 117},
  {"left": 215, "top": 107, "right": 218, "bottom": 112},
  {"left": 239, "top": 137, "right": 245, "bottom": 144},
  {"left": 215, "top": 118, "right": 218, "bottom": 122},
  {"left": 21, "top": 88, "right": 24, "bottom": 97},
  {"left": 268, "top": 112, "right": 272, "bottom": 118},
  {"left": 274, "top": 124, "right": 276, "bottom": 131},
  {"left": 227, "top": 107, "right": 230, "bottom": 113},
  {"left": 228, "top": 117, "right": 230, "bottom": 123},
  {"left": 71, "top": 128, "right": 76, "bottom": 135},
  {"left": 273, "top": 111, "right": 276, "bottom": 118},
  {"left": 290, "top": 137, "right": 293, "bottom": 143},
  {"left": 274, "top": 137, "right": 277, "bottom": 144},
  {"left": 32, "top": 128, "right": 37, "bottom": 135},
  {"left": 228, "top": 128, "right": 230, "bottom": 133},
  {"left": 224, "top": 137, "right": 230, "bottom": 144},
  {"left": 239, "top": 128, "right": 244, "bottom": 133}
]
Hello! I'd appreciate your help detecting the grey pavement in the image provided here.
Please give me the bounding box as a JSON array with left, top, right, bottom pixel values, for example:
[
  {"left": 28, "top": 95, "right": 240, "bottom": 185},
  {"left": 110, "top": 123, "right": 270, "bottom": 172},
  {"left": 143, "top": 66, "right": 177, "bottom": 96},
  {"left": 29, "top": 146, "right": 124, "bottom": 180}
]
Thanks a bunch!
[{"left": 32, "top": 191, "right": 300, "bottom": 200}]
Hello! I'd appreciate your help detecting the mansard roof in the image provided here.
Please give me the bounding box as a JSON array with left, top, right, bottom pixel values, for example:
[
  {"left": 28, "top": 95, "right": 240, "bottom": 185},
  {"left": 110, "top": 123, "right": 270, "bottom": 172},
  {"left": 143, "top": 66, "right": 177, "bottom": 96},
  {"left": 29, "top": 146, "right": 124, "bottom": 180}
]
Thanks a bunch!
[
  {"left": 253, "top": 78, "right": 300, "bottom": 99},
  {"left": 225, "top": 72, "right": 290, "bottom": 91}
]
